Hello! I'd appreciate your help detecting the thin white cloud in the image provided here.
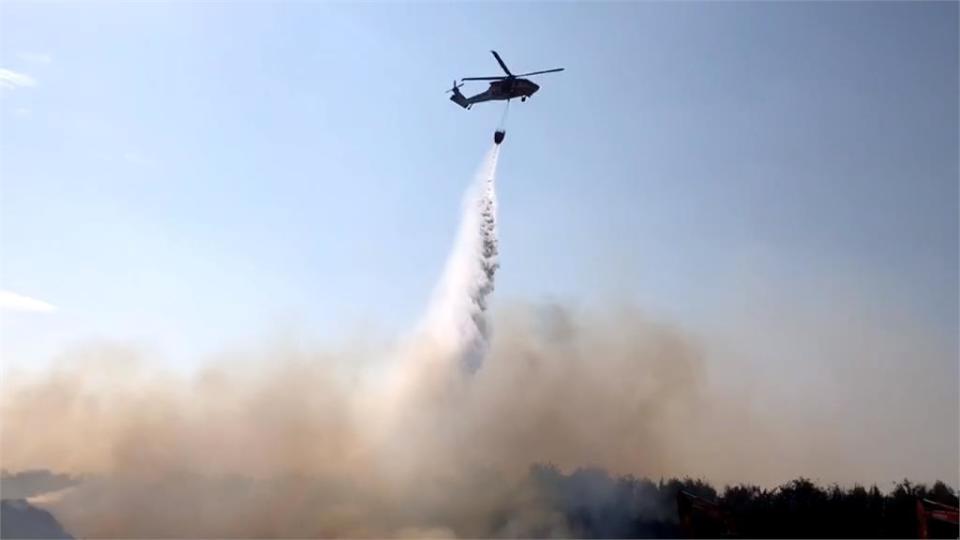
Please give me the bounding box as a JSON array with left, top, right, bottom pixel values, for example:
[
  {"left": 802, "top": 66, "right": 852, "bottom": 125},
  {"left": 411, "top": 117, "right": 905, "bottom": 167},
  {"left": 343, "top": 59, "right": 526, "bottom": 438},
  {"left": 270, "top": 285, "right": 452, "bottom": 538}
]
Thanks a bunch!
[
  {"left": 17, "top": 52, "right": 53, "bottom": 65},
  {"left": 13, "top": 107, "right": 32, "bottom": 117},
  {"left": 0, "top": 68, "right": 37, "bottom": 90},
  {"left": 0, "top": 290, "right": 57, "bottom": 313}
]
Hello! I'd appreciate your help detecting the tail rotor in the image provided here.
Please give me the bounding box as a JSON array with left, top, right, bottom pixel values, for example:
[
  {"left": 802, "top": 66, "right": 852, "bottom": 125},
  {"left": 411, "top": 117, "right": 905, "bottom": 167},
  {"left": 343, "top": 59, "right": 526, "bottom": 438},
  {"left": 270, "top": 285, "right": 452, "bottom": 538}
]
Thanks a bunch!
[{"left": 448, "top": 81, "right": 470, "bottom": 109}]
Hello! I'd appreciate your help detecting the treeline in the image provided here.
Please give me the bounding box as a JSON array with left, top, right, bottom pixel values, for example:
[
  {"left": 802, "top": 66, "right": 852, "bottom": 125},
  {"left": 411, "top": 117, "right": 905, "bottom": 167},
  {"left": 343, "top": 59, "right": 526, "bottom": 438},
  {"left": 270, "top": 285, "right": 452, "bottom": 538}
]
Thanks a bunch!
[
  {"left": 0, "top": 469, "right": 81, "bottom": 500},
  {"left": 2, "top": 467, "right": 957, "bottom": 538},
  {"left": 525, "top": 464, "right": 959, "bottom": 538}
]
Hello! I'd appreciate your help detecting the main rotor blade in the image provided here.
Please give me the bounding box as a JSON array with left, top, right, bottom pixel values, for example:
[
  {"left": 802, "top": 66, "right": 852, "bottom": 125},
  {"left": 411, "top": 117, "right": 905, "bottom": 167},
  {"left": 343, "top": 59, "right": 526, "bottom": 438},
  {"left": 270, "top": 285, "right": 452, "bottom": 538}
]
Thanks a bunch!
[
  {"left": 461, "top": 76, "right": 507, "bottom": 81},
  {"left": 514, "top": 68, "right": 565, "bottom": 77},
  {"left": 491, "top": 50, "right": 513, "bottom": 76}
]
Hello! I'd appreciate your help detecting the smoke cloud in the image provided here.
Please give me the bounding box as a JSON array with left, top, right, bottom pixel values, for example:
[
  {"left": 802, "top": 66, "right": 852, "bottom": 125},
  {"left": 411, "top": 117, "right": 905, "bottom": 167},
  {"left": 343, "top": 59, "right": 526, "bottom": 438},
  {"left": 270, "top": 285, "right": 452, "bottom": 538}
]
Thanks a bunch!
[{"left": 1, "top": 306, "right": 710, "bottom": 538}]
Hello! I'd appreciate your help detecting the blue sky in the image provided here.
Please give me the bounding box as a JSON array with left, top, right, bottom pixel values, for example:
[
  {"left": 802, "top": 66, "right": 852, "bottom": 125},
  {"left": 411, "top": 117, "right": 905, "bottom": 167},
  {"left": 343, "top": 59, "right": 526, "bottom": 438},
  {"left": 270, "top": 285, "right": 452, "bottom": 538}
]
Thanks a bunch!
[{"left": 1, "top": 2, "right": 957, "bottom": 376}]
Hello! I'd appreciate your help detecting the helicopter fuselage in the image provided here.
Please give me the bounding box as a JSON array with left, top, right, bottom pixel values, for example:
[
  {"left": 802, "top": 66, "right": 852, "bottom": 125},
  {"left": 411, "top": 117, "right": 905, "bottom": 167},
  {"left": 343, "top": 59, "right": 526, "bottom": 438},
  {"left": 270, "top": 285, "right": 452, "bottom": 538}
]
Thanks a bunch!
[
  {"left": 483, "top": 78, "right": 540, "bottom": 101},
  {"left": 450, "top": 78, "right": 540, "bottom": 109}
]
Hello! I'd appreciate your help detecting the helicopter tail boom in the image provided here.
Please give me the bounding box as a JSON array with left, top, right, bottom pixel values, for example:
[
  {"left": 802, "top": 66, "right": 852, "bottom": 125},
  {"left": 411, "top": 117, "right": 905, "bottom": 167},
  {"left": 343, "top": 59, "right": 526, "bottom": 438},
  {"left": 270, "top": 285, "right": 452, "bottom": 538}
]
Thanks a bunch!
[{"left": 448, "top": 81, "right": 470, "bottom": 109}]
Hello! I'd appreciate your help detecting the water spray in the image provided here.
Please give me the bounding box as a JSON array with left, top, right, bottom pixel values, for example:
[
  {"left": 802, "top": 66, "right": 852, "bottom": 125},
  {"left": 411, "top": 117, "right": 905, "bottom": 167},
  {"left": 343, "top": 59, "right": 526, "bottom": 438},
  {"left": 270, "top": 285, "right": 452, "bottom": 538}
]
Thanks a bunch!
[{"left": 419, "top": 144, "right": 502, "bottom": 374}]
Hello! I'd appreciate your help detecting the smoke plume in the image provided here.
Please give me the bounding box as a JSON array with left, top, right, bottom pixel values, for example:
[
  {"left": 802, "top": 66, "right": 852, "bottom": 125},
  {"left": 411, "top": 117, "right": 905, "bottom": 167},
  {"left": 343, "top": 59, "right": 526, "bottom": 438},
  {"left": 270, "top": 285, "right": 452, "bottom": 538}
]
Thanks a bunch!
[{"left": 2, "top": 305, "right": 712, "bottom": 538}]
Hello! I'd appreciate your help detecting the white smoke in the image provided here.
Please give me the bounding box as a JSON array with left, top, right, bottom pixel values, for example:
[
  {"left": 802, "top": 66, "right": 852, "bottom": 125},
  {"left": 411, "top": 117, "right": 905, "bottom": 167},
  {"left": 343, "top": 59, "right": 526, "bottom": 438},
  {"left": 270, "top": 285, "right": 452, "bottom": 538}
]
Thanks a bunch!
[{"left": 418, "top": 144, "right": 501, "bottom": 373}]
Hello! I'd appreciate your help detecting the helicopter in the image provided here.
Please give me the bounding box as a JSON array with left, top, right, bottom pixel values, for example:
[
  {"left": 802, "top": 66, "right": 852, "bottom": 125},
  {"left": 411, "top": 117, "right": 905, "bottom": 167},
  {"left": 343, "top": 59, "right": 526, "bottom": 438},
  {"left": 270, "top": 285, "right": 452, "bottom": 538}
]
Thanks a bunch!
[{"left": 449, "top": 50, "right": 564, "bottom": 110}]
